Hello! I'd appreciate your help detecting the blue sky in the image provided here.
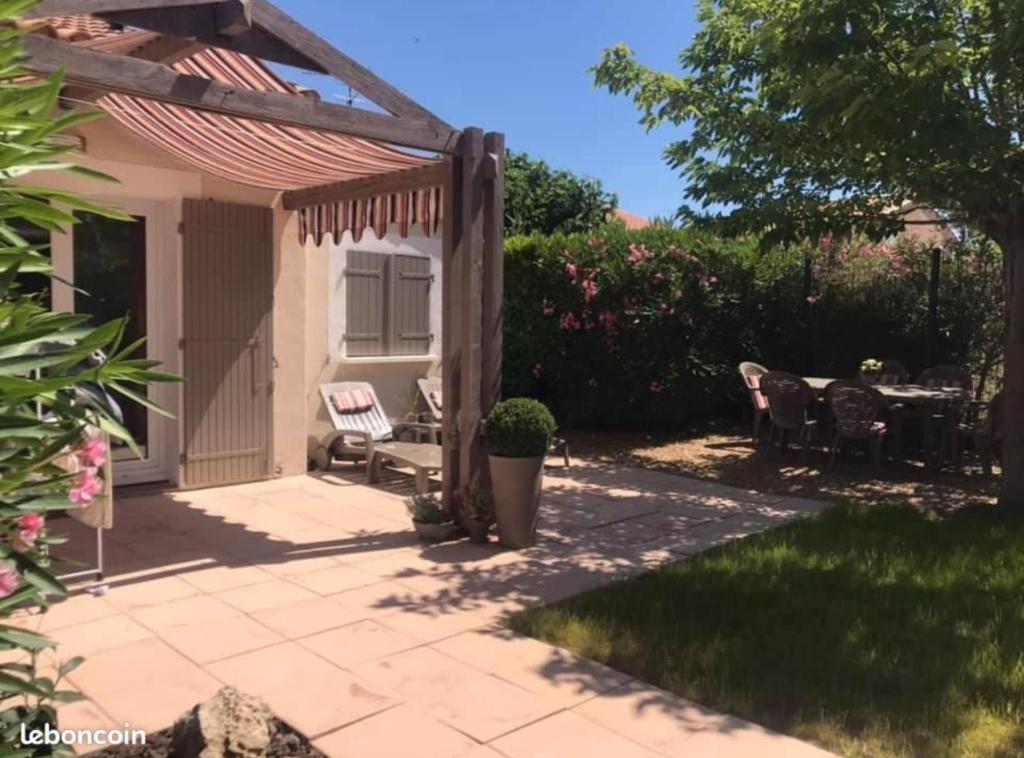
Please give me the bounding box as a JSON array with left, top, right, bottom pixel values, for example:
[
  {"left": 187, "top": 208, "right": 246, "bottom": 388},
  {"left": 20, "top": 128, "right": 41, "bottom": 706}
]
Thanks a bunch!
[{"left": 276, "top": 1, "right": 700, "bottom": 220}]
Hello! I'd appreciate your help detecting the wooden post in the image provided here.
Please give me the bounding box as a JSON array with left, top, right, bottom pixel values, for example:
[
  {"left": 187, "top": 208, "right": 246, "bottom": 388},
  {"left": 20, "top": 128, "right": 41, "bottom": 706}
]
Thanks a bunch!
[
  {"left": 928, "top": 247, "right": 942, "bottom": 364},
  {"left": 481, "top": 132, "right": 506, "bottom": 487},
  {"left": 458, "top": 129, "right": 486, "bottom": 497},
  {"left": 441, "top": 150, "right": 463, "bottom": 513},
  {"left": 441, "top": 128, "right": 501, "bottom": 512}
]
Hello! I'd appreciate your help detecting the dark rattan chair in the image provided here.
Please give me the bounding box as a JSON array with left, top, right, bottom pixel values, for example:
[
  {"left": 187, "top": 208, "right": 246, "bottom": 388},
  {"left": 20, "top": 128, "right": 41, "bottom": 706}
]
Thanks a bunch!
[
  {"left": 825, "top": 380, "right": 889, "bottom": 472},
  {"left": 955, "top": 392, "right": 1004, "bottom": 475},
  {"left": 917, "top": 365, "right": 974, "bottom": 466},
  {"left": 738, "top": 361, "right": 769, "bottom": 444},
  {"left": 760, "top": 371, "right": 818, "bottom": 463}
]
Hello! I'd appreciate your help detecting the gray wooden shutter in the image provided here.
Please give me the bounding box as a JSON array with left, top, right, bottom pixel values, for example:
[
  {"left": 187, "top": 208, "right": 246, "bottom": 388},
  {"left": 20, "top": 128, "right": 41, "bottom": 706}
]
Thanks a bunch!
[
  {"left": 390, "top": 254, "right": 432, "bottom": 355},
  {"left": 344, "top": 250, "right": 388, "bottom": 357},
  {"left": 182, "top": 199, "right": 273, "bottom": 488}
]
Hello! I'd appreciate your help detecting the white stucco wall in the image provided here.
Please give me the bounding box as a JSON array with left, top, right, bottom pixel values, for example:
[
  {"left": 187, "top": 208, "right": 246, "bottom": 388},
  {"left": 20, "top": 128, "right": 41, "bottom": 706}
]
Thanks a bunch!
[
  {"left": 29, "top": 118, "right": 313, "bottom": 483},
  {"left": 304, "top": 227, "right": 443, "bottom": 460}
]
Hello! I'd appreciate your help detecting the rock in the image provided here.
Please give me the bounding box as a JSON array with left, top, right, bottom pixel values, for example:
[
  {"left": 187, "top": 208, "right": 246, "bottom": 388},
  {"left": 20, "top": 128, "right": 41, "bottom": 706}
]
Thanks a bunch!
[{"left": 171, "top": 686, "right": 273, "bottom": 758}]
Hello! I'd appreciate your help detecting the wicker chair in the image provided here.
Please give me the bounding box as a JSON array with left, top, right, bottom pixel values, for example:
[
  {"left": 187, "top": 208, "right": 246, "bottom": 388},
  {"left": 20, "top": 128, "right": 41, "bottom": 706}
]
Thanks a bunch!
[
  {"left": 860, "top": 359, "right": 910, "bottom": 386},
  {"left": 824, "top": 380, "right": 889, "bottom": 472},
  {"left": 917, "top": 365, "right": 973, "bottom": 394},
  {"left": 760, "top": 371, "right": 818, "bottom": 463},
  {"left": 917, "top": 365, "right": 974, "bottom": 465},
  {"left": 955, "top": 392, "right": 1004, "bottom": 475},
  {"left": 738, "top": 361, "right": 770, "bottom": 444}
]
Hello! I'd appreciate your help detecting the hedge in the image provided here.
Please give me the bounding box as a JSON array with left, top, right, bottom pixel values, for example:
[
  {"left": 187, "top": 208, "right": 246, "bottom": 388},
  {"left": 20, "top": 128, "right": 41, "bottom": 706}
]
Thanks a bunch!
[{"left": 503, "top": 224, "right": 1003, "bottom": 431}]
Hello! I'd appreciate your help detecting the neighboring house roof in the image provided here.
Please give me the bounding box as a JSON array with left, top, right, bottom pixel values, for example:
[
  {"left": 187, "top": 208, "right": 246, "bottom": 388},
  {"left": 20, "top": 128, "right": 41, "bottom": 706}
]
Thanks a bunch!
[
  {"left": 613, "top": 209, "right": 651, "bottom": 230},
  {"left": 23, "top": 16, "right": 442, "bottom": 242},
  {"left": 895, "top": 203, "right": 958, "bottom": 249}
]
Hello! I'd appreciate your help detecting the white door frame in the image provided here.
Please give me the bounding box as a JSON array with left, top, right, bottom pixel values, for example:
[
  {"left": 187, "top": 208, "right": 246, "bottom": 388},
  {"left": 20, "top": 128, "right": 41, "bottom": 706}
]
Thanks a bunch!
[{"left": 51, "top": 198, "right": 180, "bottom": 486}]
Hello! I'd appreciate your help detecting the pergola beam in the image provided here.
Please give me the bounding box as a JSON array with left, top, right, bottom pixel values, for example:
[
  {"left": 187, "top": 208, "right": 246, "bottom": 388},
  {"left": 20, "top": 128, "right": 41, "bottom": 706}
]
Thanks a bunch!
[
  {"left": 23, "top": 35, "right": 460, "bottom": 153},
  {"left": 249, "top": 0, "right": 448, "bottom": 126},
  {"left": 26, "top": 0, "right": 225, "bottom": 14},
  {"left": 28, "top": 0, "right": 450, "bottom": 127},
  {"left": 281, "top": 162, "right": 449, "bottom": 211}
]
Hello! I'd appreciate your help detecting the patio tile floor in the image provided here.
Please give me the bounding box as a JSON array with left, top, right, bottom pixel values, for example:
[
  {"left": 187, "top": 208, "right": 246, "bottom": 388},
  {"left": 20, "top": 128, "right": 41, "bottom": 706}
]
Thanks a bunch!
[{"left": 28, "top": 460, "right": 832, "bottom": 756}]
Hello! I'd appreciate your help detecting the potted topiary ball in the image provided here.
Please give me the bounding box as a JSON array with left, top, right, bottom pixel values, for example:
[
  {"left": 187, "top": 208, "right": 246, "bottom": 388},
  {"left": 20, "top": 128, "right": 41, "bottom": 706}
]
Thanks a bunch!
[{"left": 485, "top": 398, "right": 557, "bottom": 548}]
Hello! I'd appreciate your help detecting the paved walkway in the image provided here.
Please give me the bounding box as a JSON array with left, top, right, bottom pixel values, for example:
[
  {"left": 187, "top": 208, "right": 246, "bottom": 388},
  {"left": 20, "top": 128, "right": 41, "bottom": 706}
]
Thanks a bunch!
[{"left": 14, "top": 461, "right": 833, "bottom": 756}]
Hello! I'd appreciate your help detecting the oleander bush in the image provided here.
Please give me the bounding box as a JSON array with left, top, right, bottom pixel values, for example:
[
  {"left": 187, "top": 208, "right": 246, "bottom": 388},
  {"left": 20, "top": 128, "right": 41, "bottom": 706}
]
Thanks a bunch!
[
  {"left": 504, "top": 224, "right": 1003, "bottom": 431},
  {"left": 0, "top": 2, "right": 176, "bottom": 752}
]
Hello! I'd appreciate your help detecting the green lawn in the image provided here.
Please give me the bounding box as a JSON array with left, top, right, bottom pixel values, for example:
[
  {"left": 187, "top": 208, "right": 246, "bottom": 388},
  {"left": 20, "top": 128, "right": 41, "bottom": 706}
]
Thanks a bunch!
[{"left": 509, "top": 505, "right": 1024, "bottom": 757}]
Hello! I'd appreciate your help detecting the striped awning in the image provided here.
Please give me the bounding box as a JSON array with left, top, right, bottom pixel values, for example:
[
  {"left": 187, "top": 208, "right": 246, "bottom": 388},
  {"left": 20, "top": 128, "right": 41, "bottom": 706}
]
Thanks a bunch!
[{"left": 32, "top": 17, "right": 444, "bottom": 243}]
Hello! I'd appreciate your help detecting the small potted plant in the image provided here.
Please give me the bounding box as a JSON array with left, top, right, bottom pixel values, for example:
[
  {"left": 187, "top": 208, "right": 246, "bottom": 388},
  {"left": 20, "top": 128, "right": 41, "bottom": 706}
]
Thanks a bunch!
[
  {"left": 860, "top": 358, "right": 883, "bottom": 384},
  {"left": 408, "top": 493, "right": 458, "bottom": 543},
  {"left": 485, "top": 398, "right": 557, "bottom": 548},
  {"left": 461, "top": 486, "right": 495, "bottom": 544}
]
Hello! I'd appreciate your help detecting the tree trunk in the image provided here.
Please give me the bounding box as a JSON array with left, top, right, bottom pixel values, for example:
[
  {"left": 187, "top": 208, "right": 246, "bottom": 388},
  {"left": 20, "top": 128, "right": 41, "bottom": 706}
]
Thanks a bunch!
[{"left": 1000, "top": 230, "right": 1024, "bottom": 507}]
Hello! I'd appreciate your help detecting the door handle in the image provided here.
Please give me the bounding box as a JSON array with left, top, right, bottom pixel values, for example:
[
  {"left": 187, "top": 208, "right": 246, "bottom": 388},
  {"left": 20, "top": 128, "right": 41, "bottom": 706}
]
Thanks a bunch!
[{"left": 247, "top": 339, "right": 263, "bottom": 394}]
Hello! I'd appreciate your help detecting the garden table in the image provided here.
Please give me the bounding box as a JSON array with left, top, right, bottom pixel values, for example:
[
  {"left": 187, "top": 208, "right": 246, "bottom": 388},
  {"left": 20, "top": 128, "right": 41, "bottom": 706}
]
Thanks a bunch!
[
  {"left": 804, "top": 377, "right": 966, "bottom": 467},
  {"left": 802, "top": 378, "right": 965, "bottom": 404}
]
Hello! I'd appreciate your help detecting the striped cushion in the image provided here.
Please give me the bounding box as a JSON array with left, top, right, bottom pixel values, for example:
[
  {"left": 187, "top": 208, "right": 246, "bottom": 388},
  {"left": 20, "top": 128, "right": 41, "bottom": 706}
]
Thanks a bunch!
[{"left": 331, "top": 390, "right": 373, "bottom": 415}]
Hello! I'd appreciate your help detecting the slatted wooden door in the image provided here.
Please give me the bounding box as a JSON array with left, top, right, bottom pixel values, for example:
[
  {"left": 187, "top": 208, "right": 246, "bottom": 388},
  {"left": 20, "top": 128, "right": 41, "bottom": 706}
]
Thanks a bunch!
[{"left": 181, "top": 199, "right": 273, "bottom": 488}]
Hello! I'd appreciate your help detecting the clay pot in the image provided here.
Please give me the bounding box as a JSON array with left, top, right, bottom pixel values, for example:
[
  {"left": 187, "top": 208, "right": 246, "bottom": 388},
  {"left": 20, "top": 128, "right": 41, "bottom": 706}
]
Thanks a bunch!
[{"left": 489, "top": 455, "right": 544, "bottom": 548}]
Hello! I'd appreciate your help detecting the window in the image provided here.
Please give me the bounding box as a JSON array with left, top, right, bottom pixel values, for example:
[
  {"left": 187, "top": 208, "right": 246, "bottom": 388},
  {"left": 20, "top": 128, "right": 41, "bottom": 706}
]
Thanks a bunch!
[{"left": 341, "top": 250, "right": 433, "bottom": 358}]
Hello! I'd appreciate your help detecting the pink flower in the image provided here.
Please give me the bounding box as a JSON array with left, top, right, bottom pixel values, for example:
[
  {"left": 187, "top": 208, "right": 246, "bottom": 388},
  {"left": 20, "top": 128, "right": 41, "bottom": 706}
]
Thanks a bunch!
[
  {"left": 649, "top": 381, "right": 664, "bottom": 394},
  {"left": 78, "top": 437, "right": 107, "bottom": 468},
  {"left": 653, "top": 272, "right": 667, "bottom": 285},
  {"left": 69, "top": 467, "right": 104, "bottom": 508},
  {"left": 0, "top": 565, "right": 18, "bottom": 599},
  {"left": 17, "top": 513, "right": 45, "bottom": 545},
  {"left": 532, "top": 363, "right": 543, "bottom": 378},
  {"left": 12, "top": 513, "right": 44, "bottom": 553},
  {"left": 581, "top": 279, "right": 599, "bottom": 303},
  {"left": 565, "top": 263, "right": 578, "bottom": 283},
  {"left": 598, "top": 310, "right": 619, "bottom": 336},
  {"left": 541, "top": 299, "right": 556, "bottom": 316},
  {"left": 698, "top": 273, "right": 718, "bottom": 289},
  {"left": 559, "top": 312, "right": 581, "bottom": 331},
  {"left": 806, "top": 293, "right": 820, "bottom": 304}
]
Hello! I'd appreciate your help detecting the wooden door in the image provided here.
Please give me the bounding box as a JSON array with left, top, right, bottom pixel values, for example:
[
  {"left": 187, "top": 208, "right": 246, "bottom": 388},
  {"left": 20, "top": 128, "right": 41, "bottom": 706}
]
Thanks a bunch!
[{"left": 181, "top": 199, "right": 273, "bottom": 488}]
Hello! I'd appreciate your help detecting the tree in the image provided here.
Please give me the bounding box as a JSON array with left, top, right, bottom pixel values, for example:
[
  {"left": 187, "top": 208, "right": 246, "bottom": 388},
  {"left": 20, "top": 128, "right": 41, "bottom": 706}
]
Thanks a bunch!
[
  {"left": 594, "top": 0, "right": 1024, "bottom": 506},
  {"left": 505, "top": 151, "right": 617, "bottom": 236}
]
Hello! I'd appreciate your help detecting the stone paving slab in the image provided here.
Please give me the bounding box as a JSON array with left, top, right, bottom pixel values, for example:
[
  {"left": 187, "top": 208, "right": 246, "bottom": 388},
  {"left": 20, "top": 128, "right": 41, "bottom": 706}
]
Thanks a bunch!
[{"left": 23, "top": 461, "right": 833, "bottom": 756}]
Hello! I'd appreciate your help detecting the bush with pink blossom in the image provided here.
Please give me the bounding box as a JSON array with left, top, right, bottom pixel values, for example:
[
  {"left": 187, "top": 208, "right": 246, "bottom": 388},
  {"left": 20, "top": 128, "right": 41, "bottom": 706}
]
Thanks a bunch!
[
  {"left": 505, "top": 224, "right": 1003, "bottom": 430},
  {"left": 0, "top": 7, "right": 177, "bottom": 752}
]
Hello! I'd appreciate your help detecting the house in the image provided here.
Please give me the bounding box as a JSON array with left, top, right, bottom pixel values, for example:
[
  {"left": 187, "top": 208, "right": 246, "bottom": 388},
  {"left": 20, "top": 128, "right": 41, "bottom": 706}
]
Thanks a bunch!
[
  {"left": 611, "top": 209, "right": 651, "bottom": 230},
  {"left": 19, "top": 2, "right": 504, "bottom": 501}
]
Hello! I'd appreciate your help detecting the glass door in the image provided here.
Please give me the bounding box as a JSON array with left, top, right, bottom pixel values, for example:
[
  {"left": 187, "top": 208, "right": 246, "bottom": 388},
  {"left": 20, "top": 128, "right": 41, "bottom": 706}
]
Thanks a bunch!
[
  {"left": 74, "top": 213, "right": 150, "bottom": 461},
  {"left": 55, "top": 203, "right": 174, "bottom": 486}
]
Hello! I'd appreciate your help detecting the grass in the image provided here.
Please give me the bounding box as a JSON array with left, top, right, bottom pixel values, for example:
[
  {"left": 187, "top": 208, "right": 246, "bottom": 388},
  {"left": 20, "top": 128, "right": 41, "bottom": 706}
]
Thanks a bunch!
[{"left": 510, "top": 504, "right": 1024, "bottom": 757}]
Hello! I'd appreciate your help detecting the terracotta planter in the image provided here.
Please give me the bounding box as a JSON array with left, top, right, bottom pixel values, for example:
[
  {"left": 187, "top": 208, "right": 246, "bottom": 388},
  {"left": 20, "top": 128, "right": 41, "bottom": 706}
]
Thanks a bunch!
[
  {"left": 413, "top": 521, "right": 458, "bottom": 544},
  {"left": 489, "top": 455, "right": 544, "bottom": 548},
  {"left": 466, "top": 519, "right": 492, "bottom": 544}
]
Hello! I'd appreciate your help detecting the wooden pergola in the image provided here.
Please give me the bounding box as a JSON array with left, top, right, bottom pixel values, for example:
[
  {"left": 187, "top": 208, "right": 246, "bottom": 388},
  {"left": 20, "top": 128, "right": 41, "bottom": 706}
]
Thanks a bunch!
[{"left": 24, "top": 0, "right": 505, "bottom": 509}]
